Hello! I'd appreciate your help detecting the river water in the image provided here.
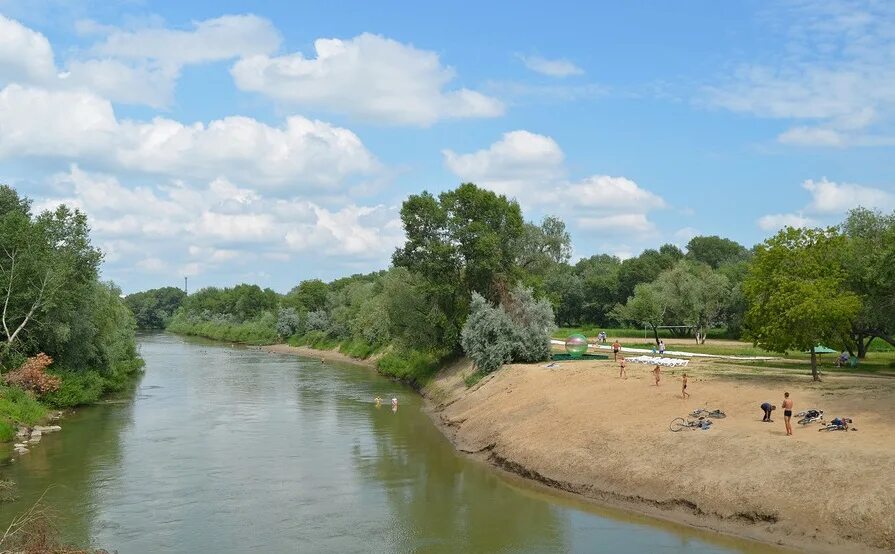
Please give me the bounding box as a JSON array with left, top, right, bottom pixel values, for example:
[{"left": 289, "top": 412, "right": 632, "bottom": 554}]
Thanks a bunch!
[{"left": 0, "top": 333, "right": 779, "bottom": 553}]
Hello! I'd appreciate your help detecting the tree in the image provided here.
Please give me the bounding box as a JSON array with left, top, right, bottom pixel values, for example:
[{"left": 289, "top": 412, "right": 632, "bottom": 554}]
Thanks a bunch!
[
  {"left": 611, "top": 282, "right": 670, "bottom": 345},
  {"left": 652, "top": 260, "right": 731, "bottom": 343},
  {"left": 124, "top": 287, "right": 186, "bottom": 329},
  {"left": 0, "top": 189, "right": 102, "bottom": 357},
  {"left": 616, "top": 246, "right": 681, "bottom": 302},
  {"left": 393, "top": 183, "right": 525, "bottom": 351},
  {"left": 686, "top": 236, "right": 749, "bottom": 269},
  {"left": 283, "top": 279, "right": 329, "bottom": 312},
  {"left": 743, "top": 227, "right": 861, "bottom": 381},
  {"left": 516, "top": 215, "right": 571, "bottom": 277},
  {"left": 840, "top": 208, "right": 895, "bottom": 357}
]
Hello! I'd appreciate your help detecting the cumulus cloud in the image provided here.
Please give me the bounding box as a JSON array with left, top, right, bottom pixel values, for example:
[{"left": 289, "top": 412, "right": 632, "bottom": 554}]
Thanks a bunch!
[
  {"left": 802, "top": 178, "right": 895, "bottom": 213},
  {"left": 39, "top": 166, "right": 404, "bottom": 280},
  {"left": 0, "top": 85, "right": 378, "bottom": 189},
  {"left": 443, "top": 130, "right": 565, "bottom": 195},
  {"left": 443, "top": 130, "right": 666, "bottom": 236},
  {"left": 0, "top": 14, "right": 57, "bottom": 84},
  {"left": 757, "top": 213, "right": 818, "bottom": 231},
  {"left": 232, "top": 33, "right": 504, "bottom": 125},
  {"left": 0, "top": 14, "right": 281, "bottom": 107},
  {"left": 756, "top": 177, "right": 894, "bottom": 231},
  {"left": 705, "top": 1, "right": 895, "bottom": 146},
  {"left": 519, "top": 55, "right": 583, "bottom": 77},
  {"left": 89, "top": 14, "right": 281, "bottom": 65}
]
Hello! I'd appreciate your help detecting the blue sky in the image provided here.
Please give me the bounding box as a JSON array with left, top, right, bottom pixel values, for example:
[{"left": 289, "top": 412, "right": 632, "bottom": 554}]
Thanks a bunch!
[{"left": 2, "top": 0, "right": 894, "bottom": 293}]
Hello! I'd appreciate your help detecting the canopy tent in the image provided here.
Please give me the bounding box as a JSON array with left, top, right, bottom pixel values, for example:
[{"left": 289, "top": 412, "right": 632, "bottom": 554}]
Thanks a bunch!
[{"left": 810, "top": 345, "right": 838, "bottom": 354}]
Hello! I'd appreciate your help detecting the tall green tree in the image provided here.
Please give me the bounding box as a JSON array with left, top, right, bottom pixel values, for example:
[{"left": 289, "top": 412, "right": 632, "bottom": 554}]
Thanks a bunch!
[
  {"left": 393, "top": 183, "right": 525, "bottom": 350},
  {"left": 743, "top": 227, "right": 860, "bottom": 381},
  {"left": 653, "top": 260, "right": 731, "bottom": 343},
  {"left": 125, "top": 287, "right": 187, "bottom": 329},
  {"left": 840, "top": 208, "right": 895, "bottom": 357},
  {"left": 686, "top": 235, "right": 749, "bottom": 268}
]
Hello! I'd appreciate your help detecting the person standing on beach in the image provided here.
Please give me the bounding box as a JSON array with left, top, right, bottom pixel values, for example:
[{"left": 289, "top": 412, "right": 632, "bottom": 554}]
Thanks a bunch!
[
  {"left": 618, "top": 356, "right": 627, "bottom": 379},
  {"left": 681, "top": 373, "right": 690, "bottom": 399},
  {"left": 782, "top": 392, "right": 793, "bottom": 435},
  {"left": 612, "top": 340, "right": 621, "bottom": 361},
  {"left": 658, "top": 340, "right": 666, "bottom": 355},
  {"left": 653, "top": 365, "right": 661, "bottom": 386}
]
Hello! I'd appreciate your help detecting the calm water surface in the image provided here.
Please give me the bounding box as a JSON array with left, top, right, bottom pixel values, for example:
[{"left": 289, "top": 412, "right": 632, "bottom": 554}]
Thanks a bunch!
[{"left": 0, "top": 333, "right": 782, "bottom": 553}]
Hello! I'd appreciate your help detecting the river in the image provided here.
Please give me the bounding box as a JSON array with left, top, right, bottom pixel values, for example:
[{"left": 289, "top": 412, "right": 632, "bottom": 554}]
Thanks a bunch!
[{"left": 0, "top": 333, "right": 781, "bottom": 553}]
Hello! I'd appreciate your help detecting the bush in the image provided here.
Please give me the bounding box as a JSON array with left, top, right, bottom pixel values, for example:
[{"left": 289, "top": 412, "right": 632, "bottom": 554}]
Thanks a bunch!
[
  {"left": 339, "top": 338, "right": 377, "bottom": 359},
  {"left": 377, "top": 348, "right": 443, "bottom": 384},
  {"left": 460, "top": 293, "right": 515, "bottom": 374},
  {"left": 168, "top": 311, "right": 278, "bottom": 344},
  {"left": 460, "top": 285, "right": 556, "bottom": 373},
  {"left": 3, "top": 353, "right": 61, "bottom": 395},
  {"left": 42, "top": 371, "right": 105, "bottom": 408},
  {"left": 276, "top": 307, "right": 305, "bottom": 339},
  {"left": 306, "top": 310, "right": 330, "bottom": 333}
]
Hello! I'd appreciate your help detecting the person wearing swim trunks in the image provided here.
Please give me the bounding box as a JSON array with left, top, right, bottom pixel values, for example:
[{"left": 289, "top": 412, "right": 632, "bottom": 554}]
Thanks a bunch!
[
  {"left": 760, "top": 402, "right": 776, "bottom": 422},
  {"left": 782, "top": 392, "right": 793, "bottom": 435},
  {"left": 681, "top": 373, "right": 690, "bottom": 399},
  {"left": 612, "top": 340, "right": 621, "bottom": 361},
  {"left": 653, "top": 364, "right": 661, "bottom": 386},
  {"left": 618, "top": 356, "right": 627, "bottom": 379}
]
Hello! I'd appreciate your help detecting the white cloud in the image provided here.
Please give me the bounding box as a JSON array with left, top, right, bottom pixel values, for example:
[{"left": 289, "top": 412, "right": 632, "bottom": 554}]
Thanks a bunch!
[
  {"left": 136, "top": 257, "right": 168, "bottom": 272},
  {"left": 706, "top": 1, "right": 895, "bottom": 146},
  {"left": 519, "top": 55, "right": 583, "bottom": 77},
  {"left": 0, "top": 85, "right": 378, "bottom": 189},
  {"left": 231, "top": 33, "right": 504, "bottom": 125},
  {"left": 39, "top": 166, "right": 404, "bottom": 280},
  {"left": 443, "top": 130, "right": 565, "bottom": 195},
  {"left": 757, "top": 212, "right": 818, "bottom": 231},
  {"left": 1, "top": 14, "right": 280, "bottom": 107},
  {"left": 578, "top": 214, "right": 655, "bottom": 233},
  {"left": 443, "top": 130, "right": 666, "bottom": 236},
  {"left": 802, "top": 178, "right": 895, "bottom": 213},
  {"left": 0, "top": 14, "right": 56, "bottom": 84},
  {"left": 61, "top": 59, "right": 178, "bottom": 108},
  {"left": 90, "top": 14, "right": 281, "bottom": 66},
  {"left": 777, "top": 126, "right": 846, "bottom": 147}
]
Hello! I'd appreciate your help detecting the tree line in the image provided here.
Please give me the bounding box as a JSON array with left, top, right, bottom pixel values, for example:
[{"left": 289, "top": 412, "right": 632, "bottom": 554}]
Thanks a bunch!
[
  {"left": 136, "top": 183, "right": 895, "bottom": 383},
  {"left": 0, "top": 186, "right": 143, "bottom": 441}
]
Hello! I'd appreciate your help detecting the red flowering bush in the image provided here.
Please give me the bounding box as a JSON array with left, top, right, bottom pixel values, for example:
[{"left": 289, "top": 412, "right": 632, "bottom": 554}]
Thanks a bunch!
[{"left": 4, "top": 353, "right": 61, "bottom": 395}]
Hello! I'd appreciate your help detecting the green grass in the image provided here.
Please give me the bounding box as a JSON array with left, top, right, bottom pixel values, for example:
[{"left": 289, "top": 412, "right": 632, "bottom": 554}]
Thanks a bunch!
[
  {"left": 553, "top": 326, "right": 733, "bottom": 340},
  {"left": 339, "top": 338, "right": 380, "bottom": 359},
  {"left": 0, "top": 385, "right": 48, "bottom": 433},
  {"left": 287, "top": 331, "right": 340, "bottom": 350},
  {"left": 463, "top": 370, "right": 486, "bottom": 387},
  {"left": 168, "top": 317, "right": 278, "bottom": 345},
  {"left": 0, "top": 420, "right": 15, "bottom": 442}
]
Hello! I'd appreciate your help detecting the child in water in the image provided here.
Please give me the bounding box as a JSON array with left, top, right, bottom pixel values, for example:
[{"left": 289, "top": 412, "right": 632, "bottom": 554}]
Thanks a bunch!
[{"left": 374, "top": 396, "right": 382, "bottom": 407}]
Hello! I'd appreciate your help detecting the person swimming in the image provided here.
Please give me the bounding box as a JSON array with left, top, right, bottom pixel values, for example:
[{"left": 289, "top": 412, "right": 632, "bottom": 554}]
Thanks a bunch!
[{"left": 374, "top": 396, "right": 382, "bottom": 406}]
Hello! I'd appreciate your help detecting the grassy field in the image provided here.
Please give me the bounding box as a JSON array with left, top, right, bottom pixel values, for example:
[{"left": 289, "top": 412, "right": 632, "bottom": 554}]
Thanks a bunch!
[
  {"left": 552, "top": 326, "right": 733, "bottom": 340},
  {"left": 553, "top": 327, "right": 895, "bottom": 377}
]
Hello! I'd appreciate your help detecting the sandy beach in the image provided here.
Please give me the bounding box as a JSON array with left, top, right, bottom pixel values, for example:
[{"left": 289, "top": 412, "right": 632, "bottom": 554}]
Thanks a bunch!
[
  {"left": 264, "top": 343, "right": 895, "bottom": 552},
  {"left": 425, "top": 356, "right": 895, "bottom": 553}
]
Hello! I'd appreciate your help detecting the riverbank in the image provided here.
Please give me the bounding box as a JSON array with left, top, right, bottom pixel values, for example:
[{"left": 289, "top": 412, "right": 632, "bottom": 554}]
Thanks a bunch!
[
  {"left": 274, "top": 343, "right": 895, "bottom": 553},
  {"left": 263, "top": 343, "right": 378, "bottom": 368}
]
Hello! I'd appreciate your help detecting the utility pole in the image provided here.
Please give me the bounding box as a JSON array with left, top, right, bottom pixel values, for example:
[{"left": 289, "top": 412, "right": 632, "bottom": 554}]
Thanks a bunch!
[{"left": 184, "top": 276, "right": 188, "bottom": 295}]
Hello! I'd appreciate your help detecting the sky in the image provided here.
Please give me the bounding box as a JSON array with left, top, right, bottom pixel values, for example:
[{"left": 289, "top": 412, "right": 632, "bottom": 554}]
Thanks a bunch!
[{"left": 2, "top": 0, "right": 894, "bottom": 293}]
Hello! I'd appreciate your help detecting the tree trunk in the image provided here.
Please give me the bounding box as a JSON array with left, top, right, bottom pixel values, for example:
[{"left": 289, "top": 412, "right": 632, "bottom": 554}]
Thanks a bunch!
[
  {"left": 858, "top": 336, "right": 875, "bottom": 358},
  {"left": 651, "top": 325, "right": 660, "bottom": 346},
  {"left": 810, "top": 347, "right": 820, "bottom": 381}
]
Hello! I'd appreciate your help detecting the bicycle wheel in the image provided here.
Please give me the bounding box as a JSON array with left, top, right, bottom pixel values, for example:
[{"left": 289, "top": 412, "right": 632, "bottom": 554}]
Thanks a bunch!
[
  {"left": 709, "top": 411, "right": 726, "bottom": 419},
  {"left": 670, "top": 417, "right": 687, "bottom": 432}
]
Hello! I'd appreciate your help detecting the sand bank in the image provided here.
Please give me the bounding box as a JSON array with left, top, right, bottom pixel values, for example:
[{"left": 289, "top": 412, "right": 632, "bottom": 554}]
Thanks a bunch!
[
  {"left": 264, "top": 343, "right": 894, "bottom": 552},
  {"left": 424, "top": 357, "right": 895, "bottom": 553}
]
